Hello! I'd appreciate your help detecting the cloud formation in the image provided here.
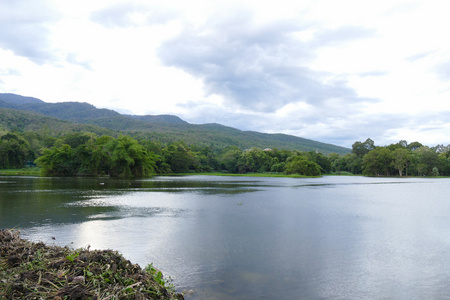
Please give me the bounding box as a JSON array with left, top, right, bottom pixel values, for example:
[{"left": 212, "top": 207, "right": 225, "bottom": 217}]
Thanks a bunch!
[
  {"left": 1, "top": 0, "right": 450, "bottom": 148},
  {"left": 91, "top": 2, "right": 178, "bottom": 28},
  {"left": 0, "top": 0, "right": 59, "bottom": 64},
  {"left": 159, "top": 12, "right": 376, "bottom": 114}
]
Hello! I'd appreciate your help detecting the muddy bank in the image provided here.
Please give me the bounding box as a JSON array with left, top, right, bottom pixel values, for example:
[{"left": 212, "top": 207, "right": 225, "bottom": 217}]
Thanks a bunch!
[{"left": 0, "top": 229, "right": 184, "bottom": 299}]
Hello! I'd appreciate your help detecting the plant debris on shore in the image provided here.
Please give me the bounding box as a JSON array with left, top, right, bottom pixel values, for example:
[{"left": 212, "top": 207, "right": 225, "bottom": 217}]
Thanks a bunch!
[{"left": 0, "top": 229, "right": 184, "bottom": 299}]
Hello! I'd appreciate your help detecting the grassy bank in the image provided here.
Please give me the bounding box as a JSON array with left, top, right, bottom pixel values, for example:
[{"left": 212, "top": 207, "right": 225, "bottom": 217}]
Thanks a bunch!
[
  {"left": 0, "top": 229, "right": 183, "bottom": 299},
  {"left": 0, "top": 168, "right": 40, "bottom": 176},
  {"left": 0, "top": 168, "right": 347, "bottom": 178}
]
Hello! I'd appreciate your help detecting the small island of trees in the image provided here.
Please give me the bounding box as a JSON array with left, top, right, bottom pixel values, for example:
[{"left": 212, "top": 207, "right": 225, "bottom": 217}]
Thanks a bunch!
[{"left": 0, "top": 130, "right": 449, "bottom": 177}]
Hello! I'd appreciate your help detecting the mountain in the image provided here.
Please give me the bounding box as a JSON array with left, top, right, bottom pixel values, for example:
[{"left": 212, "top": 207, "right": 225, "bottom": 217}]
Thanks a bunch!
[
  {"left": 0, "top": 107, "right": 116, "bottom": 137},
  {"left": 127, "top": 114, "right": 187, "bottom": 124},
  {"left": 0, "top": 93, "right": 350, "bottom": 154},
  {"left": 0, "top": 93, "right": 44, "bottom": 105}
]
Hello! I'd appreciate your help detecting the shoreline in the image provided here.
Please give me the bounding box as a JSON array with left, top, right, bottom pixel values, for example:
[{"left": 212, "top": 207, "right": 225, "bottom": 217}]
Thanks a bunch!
[
  {"left": 0, "top": 169, "right": 319, "bottom": 178},
  {"left": 1, "top": 169, "right": 446, "bottom": 179},
  {"left": 0, "top": 229, "right": 184, "bottom": 299}
]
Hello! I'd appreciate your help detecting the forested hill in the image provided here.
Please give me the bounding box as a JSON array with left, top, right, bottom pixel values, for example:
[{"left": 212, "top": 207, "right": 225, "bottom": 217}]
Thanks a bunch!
[
  {"left": 0, "top": 93, "right": 44, "bottom": 105},
  {"left": 0, "top": 93, "right": 350, "bottom": 154},
  {"left": 0, "top": 108, "right": 116, "bottom": 137}
]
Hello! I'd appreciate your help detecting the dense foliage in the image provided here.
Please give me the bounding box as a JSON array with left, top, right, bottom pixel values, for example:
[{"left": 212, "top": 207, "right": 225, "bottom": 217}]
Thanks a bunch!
[
  {"left": 0, "top": 130, "right": 328, "bottom": 177},
  {"left": 329, "top": 138, "right": 450, "bottom": 176},
  {"left": 1, "top": 128, "right": 449, "bottom": 177},
  {"left": 34, "top": 135, "right": 157, "bottom": 177},
  {"left": 0, "top": 133, "right": 32, "bottom": 169}
]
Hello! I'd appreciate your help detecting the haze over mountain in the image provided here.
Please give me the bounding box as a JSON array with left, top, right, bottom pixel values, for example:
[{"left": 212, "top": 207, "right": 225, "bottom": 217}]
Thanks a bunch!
[{"left": 0, "top": 93, "right": 349, "bottom": 154}]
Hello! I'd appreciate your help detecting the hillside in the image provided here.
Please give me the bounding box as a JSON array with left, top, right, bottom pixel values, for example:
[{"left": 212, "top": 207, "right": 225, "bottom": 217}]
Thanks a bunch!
[
  {"left": 0, "top": 108, "right": 116, "bottom": 137},
  {"left": 0, "top": 93, "right": 44, "bottom": 105},
  {"left": 0, "top": 93, "right": 350, "bottom": 154},
  {"left": 127, "top": 114, "right": 187, "bottom": 124}
]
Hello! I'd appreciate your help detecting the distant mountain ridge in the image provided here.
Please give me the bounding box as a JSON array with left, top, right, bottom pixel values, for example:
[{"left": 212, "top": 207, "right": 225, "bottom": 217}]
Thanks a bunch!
[
  {"left": 127, "top": 114, "right": 187, "bottom": 124},
  {"left": 0, "top": 93, "right": 350, "bottom": 154},
  {"left": 0, "top": 93, "right": 44, "bottom": 105}
]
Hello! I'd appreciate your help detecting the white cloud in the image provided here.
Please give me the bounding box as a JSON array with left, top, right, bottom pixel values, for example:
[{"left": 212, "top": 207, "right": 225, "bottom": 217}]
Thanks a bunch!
[
  {"left": 0, "top": 0, "right": 59, "bottom": 64},
  {"left": 1, "top": 0, "right": 450, "bottom": 148}
]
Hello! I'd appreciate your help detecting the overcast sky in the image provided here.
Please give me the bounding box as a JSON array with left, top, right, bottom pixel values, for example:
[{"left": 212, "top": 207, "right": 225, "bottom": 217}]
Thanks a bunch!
[{"left": 1, "top": 0, "right": 450, "bottom": 148}]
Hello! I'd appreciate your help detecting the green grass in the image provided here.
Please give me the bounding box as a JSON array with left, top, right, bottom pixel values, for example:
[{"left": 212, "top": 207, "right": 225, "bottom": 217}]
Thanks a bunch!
[
  {"left": 0, "top": 167, "right": 40, "bottom": 176},
  {"left": 0, "top": 169, "right": 336, "bottom": 178}
]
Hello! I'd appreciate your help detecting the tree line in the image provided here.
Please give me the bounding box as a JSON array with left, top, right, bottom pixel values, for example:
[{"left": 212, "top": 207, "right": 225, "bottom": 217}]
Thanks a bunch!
[
  {"left": 0, "top": 131, "right": 329, "bottom": 176},
  {"left": 334, "top": 138, "right": 450, "bottom": 177},
  {"left": 1, "top": 131, "right": 449, "bottom": 177}
]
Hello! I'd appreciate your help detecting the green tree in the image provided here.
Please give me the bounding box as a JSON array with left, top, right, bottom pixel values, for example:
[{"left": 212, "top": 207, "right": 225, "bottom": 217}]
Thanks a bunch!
[
  {"left": 339, "top": 153, "right": 363, "bottom": 174},
  {"left": 415, "top": 146, "right": 439, "bottom": 176},
  {"left": 416, "top": 163, "right": 427, "bottom": 176},
  {"left": 35, "top": 144, "right": 78, "bottom": 176},
  {"left": 432, "top": 167, "right": 439, "bottom": 176},
  {"left": 236, "top": 148, "right": 274, "bottom": 173},
  {"left": 362, "top": 147, "right": 392, "bottom": 176},
  {"left": 284, "top": 155, "right": 321, "bottom": 176},
  {"left": 0, "top": 133, "right": 32, "bottom": 168},
  {"left": 391, "top": 148, "right": 410, "bottom": 176},
  {"left": 307, "top": 151, "right": 332, "bottom": 173},
  {"left": 407, "top": 141, "right": 423, "bottom": 151},
  {"left": 62, "top": 132, "right": 93, "bottom": 148},
  {"left": 352, "top": 138, "right": 375, "bottom": 157},
  {"left": 161, "top": 142, "right": 196, "bottom": 173},
  {"left": 105, "top": 136, "right": 156, "bottom": 177},
  {"left": 437, "top": 155, "right": 450, "bottom": 176},
  {"left": 220, "top": 147, "right": 242, "bottom": 173},
  {"left": 74, "top": 138, "right": 111, "bottom": 176},
  {"left": 270, "top": 161, "right": 285, "bottom": 172},
  {"left": 328, "top": 153, "right": 341, "bottom": 173}
]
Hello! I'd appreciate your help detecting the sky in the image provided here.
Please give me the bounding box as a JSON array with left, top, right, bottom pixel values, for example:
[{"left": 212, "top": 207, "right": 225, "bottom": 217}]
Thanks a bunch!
[{"left": 1, "top": 0, "right": 450, "bottom": 148}]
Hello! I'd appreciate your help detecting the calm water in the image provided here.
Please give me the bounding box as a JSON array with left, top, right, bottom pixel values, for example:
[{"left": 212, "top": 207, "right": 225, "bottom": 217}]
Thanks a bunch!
[{"left": 2, "top": 175, "right": 450, "bottom": 299}]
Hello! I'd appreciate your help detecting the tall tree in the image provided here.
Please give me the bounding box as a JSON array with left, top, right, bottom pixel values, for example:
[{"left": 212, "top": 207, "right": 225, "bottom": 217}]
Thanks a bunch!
[
  {"left": 0, "top": 133, "right": 32, "bottom": 168},
  {"left": 220, "top": 147, "right": 242, "bottom": 173},
  {"left": 391, "top": 148, "right": 410, "bottom": 177},
  {"left": 415, "top": 146, "right": 439, "bottom": 176},
  {"left": 362, "top": 147, "right": 392, "bottom": 176},
  {"left": 105, "top": 136, "right": 156, "bottom": 177},
  {"left": 407, "top": 141, "right": 423, "bottom": 151},
  {"left": 352, "top": 138, "right": 375, "bottom": 157},
  {"left": 74, "top": 138, "right": 110, "bottom": 176}
]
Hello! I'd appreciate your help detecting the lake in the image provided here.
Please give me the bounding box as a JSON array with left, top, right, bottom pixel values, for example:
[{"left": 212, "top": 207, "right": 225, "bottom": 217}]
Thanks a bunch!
[{"left": 1, "top": 175, "right": 450, "bottom": 299}]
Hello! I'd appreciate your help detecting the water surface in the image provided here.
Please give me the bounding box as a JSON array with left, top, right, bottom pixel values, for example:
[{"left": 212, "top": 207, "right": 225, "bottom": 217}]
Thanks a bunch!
[{"left": 1, "top": 175, "right": 450, "bottom": 299}]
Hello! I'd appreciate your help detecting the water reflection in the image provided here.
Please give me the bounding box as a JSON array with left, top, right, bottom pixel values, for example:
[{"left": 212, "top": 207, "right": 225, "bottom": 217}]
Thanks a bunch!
[
  {"left": 0, "top": 176, "right": 263, "bottom": 228},
  {"left": 2, "top": 176, "right": 450, "bottom": 299}
]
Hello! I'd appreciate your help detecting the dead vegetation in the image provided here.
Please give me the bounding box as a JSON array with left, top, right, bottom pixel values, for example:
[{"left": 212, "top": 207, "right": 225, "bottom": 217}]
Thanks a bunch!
[{"left": 0, "top": 229, "right": 184, "bottom": 299}]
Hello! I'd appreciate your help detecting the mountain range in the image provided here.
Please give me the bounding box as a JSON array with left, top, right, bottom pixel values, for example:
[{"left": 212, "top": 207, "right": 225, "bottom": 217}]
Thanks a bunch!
[{"left": 0, "top": 93, "right": 349, "bottom": 154}]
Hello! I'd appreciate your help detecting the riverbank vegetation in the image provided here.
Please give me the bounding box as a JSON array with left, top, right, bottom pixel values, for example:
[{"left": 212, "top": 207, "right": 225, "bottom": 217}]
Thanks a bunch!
[
  {"left": 0, "top": 130, "right": 331, "bottom": 177},
  {"left": 0, "top": 229, "right": 183, "bottom": 299},
  {"left": 0, "top": 129, "right": 449, "bottom": 177},
  {"left": 340, "top": 138, "right": 450, "bottom": 176},
  {"left": 0, "top": 167, "right": 40, "bottom": 176}
]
